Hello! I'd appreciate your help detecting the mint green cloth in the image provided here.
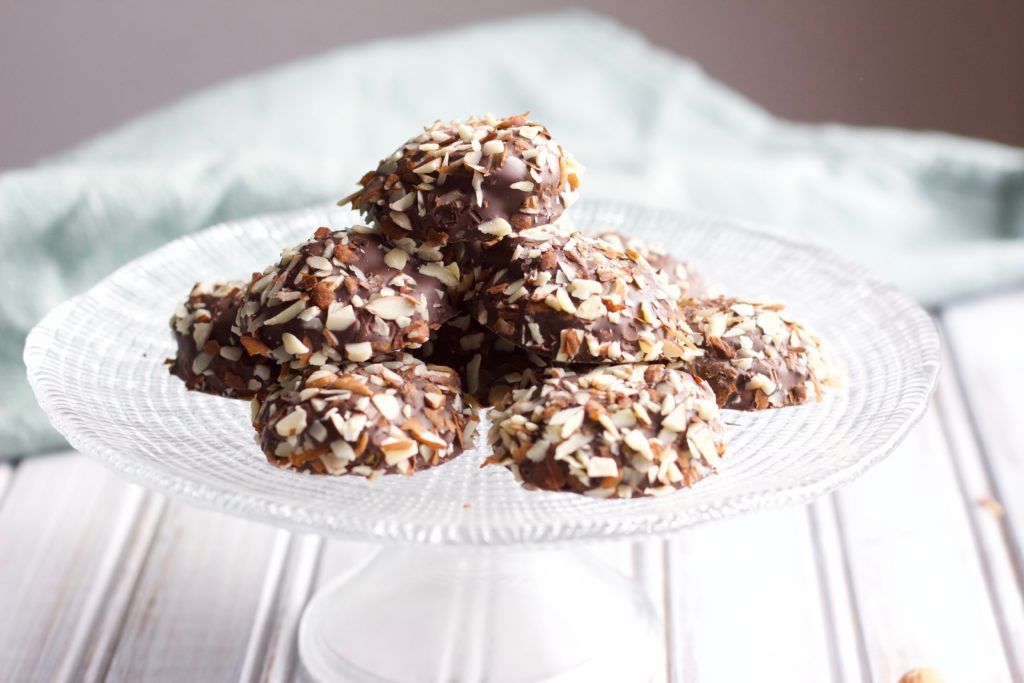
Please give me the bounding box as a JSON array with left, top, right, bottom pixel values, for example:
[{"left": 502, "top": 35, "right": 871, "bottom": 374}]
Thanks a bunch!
[{"left": 3, "top": 10, "right": 1023, "bottom": 458}]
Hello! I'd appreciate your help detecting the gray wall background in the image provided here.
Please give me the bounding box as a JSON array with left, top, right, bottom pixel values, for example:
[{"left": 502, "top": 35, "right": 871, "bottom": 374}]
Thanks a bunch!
[{"left": 2, "top": 0, "right": 1022, "bottom": 170}]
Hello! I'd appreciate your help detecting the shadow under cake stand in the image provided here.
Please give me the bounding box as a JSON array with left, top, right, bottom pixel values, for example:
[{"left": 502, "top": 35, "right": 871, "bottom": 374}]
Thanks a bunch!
[{"left": 25, "top": 201, "right": 940, "bottom": 682}]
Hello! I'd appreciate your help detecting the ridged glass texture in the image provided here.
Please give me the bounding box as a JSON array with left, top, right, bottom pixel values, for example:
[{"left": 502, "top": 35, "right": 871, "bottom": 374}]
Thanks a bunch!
[{"left": 25, "top": 201, "right": 940, "bottom": 546}]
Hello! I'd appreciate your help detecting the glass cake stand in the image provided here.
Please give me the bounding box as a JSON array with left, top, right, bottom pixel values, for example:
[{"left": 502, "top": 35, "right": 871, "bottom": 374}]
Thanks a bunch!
[{"left": 25, "top": 201, "right": 940, "bottom": 683}]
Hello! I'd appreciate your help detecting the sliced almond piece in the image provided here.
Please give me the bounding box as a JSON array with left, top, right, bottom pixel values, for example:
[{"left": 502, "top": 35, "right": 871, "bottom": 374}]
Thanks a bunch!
[
  {"left": 418, "top": 262, "right": 459, "bottom": 288},
  {"left": 335, "top": 412, "right": 367, "bottom": 442},
  {"left": 381, "top": 437, "right": 418, "bottom": 465},
  {"left": 371, "top": 393, "right": 401, "bottom": 421},
  {"left": 747, "top": 373, "right": 777, "bottom": 396},
  {"left": 587, "top": 456, "right": 619, "bottom": 479},
  {"left": 575, "top": 295, "right": 607, "bottom": 320},
  {"left": 275, "top": 408, "right": 307, "bottom": 437},
  {"left": 384, "top": 248, "right": 409, "bottom": 270},
  {"left": 306, "top": 255, "right": 333, "bottom": 271},
  {"left": 686, "top": 422, "right": 721, "bottom": 467},
  {"left": 661, "top": 404, "right": 691, "bottom": 432},
  {"left": 413, "top": 158, "right": 442, "bottom": 175},
  {"left": 264, "top": 299, "right": 306, "bottom": 326},
  {"left": 389, "top": 192, "right": 415, "bottom": 211},
  {"left": 623, "top": 429, "right": 654, "bottom": 460},
  {"left": 326, "top": 303, "right": 356, "bottom": 331},
  {"left": 345, "top": 342, "right": 373, "bottom": 362},
  {"left": 482, "top": 139, "right": 505, "bottom": 156},
  {"left": 365, "top": 295, "right": 417, "bottom": 321},
  {"left": 478, "top": 218, "right": 512, "bottom": 238},
  {"left": 282, "top": 333, "right": 310, "bottom": 355},
  {"left": 556, "top": 287, "right": 577, "bottom": 315},
  {"left": 192, "top": 322, "right": 212, "bottom": 348},
  {"left": 405, "top": 421, "right": 448, "bottom": 450},
  {"left": 518, "top": 126, "right": 541, "bottom": 140}
]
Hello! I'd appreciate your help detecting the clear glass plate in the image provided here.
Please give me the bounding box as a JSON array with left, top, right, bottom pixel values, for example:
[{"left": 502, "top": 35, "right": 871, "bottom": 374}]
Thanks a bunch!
[{"left": 24, "top": 200, "right": 940, "bottom": 547}]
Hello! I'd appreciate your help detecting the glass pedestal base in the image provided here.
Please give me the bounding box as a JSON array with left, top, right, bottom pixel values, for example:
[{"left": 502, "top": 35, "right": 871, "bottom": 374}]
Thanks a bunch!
[{"left": 299, "top": 546, "right": 660, "bottom": 683}]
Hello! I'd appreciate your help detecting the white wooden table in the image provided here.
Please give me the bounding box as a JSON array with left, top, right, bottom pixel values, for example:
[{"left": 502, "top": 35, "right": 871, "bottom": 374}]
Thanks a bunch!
[{"left": 2, "top": 290, "right": 1022, "bottom": 683}]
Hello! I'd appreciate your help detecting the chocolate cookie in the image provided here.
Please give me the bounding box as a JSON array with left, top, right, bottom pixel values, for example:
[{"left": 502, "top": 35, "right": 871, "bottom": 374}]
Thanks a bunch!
[
  {"left": 168, "top": 281, "right": 279, "bottom": 398},
  {"left": 683, "top": 296, "right": 838, "bottom": 410},
  {"left": 591, "top": 229, "right": 705, "bottom": 299},
  {"left": 236, "top": 227, "right": 458, "bottom": 370},
  {"left": 471, "top": 224, "right": 700, "bottom": 364},
  {"left": 486, "top": 364, "right": 726, "bottom": 498},
  {"left": 254, "top": 354, "right": 476, "bottom": 477},
  {"left": 343, "top": 114, "right": 584, "bottom": 246},
  {"left": 415, "top": 314, "right": 546, "bottom": 406}
]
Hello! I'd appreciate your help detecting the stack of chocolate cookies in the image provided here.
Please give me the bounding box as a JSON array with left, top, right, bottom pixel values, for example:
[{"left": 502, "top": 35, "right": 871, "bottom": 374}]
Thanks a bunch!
[{"left": 169, "top": 114, "right": 838, "bottom": 499}]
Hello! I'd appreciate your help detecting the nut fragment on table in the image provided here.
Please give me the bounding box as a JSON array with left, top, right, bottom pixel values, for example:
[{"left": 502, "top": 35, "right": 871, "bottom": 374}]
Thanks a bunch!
[{"left": 898, "top": 667, "right": 945, "bottom": 683}]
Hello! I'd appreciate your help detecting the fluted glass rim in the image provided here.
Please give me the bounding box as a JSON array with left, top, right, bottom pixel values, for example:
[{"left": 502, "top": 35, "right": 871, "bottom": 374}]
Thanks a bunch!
[{"left": 25, "top": 200, "right": 940, "bottom": 547}]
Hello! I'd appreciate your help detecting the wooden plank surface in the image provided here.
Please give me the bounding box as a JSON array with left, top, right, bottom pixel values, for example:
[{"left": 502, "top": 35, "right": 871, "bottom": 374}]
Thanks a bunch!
[
  {"left": 104, "top": 499, "right": 279, "bottom": 682},
  {"left": 934, "top": 345, "right": 1024, "bottom": 679},
  {"left": 3, "top": 294, "right": 1023, "bottom": 682},
  {"left": 808, "top": 498, "right": 869, "bottom": 683},
  {"left": 942, "top": 290, "right": 1024, "bottom": 576},
  {"left": 74, "top": 491, "right": 166, "bottom": 683},
  {"left": 257, "top": 534, "right": 324, "bottom": 683},
  {"left": 0, "top": 454, "right": 148, "bottom": 683},
  {"left": 630, "top": 541, "right": 672, "bottom": 683},
  {"left": 664, "top": 506, "right": 834, "bottom": 682},
  {"left": 833, "top": 401, "right": 1014, "bottom": 683},
  {"left": 941, "top": 289, "right": 1024, "bottom": 682}
]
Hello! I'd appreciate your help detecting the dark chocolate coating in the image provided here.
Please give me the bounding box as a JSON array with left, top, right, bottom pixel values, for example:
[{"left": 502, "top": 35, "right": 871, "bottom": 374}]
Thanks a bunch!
[
  {"left": 254, "top": 354, "right": 475, "bottom": 477},
  {"left": 236, "top": 227, "right": 458, "bottom": 369},
  {"left": 486, "top": 363, "right": 726, "bottom": 498},
  {"left": 168, "top": 281, "right": 279, "bottom": 399},
  {"left": 470, "top": 224, "right": 700, "bottom": 364},
  {"left": 682, "top": 296, "right": 838, "bottom": 410},
  {"left": 344, "top": 115, "right": 583, "bottom": 246},
  {"left": 414, "top": 314, "right": 545, "bottom": 406}
]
